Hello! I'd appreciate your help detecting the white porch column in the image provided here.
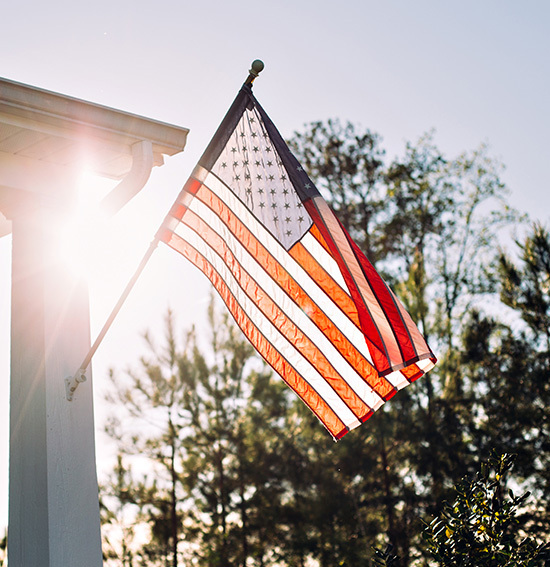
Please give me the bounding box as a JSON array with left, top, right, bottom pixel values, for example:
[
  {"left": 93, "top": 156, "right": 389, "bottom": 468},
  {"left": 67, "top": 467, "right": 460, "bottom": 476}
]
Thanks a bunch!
[
  {"left": 1, "top": 75, "right": 188, "bottom": 565},
  {"left": 9, "top": 203, "right": 103, "bottom": 567}
]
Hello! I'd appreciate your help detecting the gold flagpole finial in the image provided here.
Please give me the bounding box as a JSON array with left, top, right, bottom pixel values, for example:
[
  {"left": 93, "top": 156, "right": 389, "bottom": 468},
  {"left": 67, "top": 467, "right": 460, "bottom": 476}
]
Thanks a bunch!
[{"left": 245, "top": 59, "right": 264, "bottom": 86}]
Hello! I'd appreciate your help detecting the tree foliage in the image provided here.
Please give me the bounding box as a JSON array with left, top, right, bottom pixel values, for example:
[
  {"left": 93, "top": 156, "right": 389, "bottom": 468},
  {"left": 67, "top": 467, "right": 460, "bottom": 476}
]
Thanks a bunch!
[
  {"left": 101, "top": 121, "right": 549, "bottom": 566},
  {"left": 101, "top": 301, "right": 295, "bottom": 566},
  {"left": 500, "top": 223, "right": 550, "bottom": 350},
  {"left": 423, "top": 453, "right": 550, "bottom": 566}
]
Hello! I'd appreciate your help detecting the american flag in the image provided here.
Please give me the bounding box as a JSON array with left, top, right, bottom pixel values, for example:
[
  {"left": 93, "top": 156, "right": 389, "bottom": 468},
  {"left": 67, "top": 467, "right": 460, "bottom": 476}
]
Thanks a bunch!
[{"left": 158, "top": 83, "right": 436, "bottom": 439}]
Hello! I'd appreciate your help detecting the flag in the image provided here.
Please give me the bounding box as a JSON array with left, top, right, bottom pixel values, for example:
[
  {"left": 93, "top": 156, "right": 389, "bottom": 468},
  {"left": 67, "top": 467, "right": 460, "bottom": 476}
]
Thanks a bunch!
[{"left": 158, "top": 83, "right": 437, "bottom": 440}]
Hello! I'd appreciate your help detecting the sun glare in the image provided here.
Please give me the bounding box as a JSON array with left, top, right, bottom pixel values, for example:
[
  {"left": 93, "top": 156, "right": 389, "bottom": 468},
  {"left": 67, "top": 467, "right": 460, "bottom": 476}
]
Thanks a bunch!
[
  {"left": 52, "top": 167, "right": 160, "bottom": 323},
  {"left": 55, "top": 169, "right": 115, "bottom": 278}
]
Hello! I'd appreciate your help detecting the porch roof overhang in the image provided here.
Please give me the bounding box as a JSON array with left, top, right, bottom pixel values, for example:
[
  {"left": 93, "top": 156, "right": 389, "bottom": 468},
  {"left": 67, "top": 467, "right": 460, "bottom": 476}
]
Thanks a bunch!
[{"left": 0, "top": 77, "right": 189, "bottom": 235}]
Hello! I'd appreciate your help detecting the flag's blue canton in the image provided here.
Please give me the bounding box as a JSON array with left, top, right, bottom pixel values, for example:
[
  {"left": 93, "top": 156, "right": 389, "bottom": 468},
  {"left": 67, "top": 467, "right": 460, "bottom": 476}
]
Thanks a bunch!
[{"left": 212, "top": 106, "right": 312, "bottom": 250}]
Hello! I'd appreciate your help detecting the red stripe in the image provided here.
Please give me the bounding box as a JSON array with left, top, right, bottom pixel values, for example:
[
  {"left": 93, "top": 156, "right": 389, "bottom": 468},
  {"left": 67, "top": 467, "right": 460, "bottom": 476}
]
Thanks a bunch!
[
  {"left": 304, "top": 199, "right": 393, "bottom": 372},
  {"left": 344, "top": 231, "right": 418, "bottom": 361},
  {"left": 290, "top": 240, "right": 361, "bottom": 328},
  {"left": 305, "top": 197, "right": 431, "bottom": 373},
  {"left": 392, "top": 291, "right": 437, "bottom": 365},
  {"left": 181, "top": 207, "right": 375, "bottom": 418},
  {"left": 183, "top": 182, "right": 395, "bottom": 399},
  {"left": 162, "top": 230, "right": 348, "bottom": 439},
  {"left": 288, "top": 242, "right": 396, "bottom": 399},
  {"left": 401, "top": 363, "right": 424, "bottom": 383}
]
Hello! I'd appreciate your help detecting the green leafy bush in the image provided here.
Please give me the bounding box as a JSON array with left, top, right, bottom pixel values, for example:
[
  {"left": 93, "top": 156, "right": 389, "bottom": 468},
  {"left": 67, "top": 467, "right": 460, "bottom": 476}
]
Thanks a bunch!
[{"left": 422, "top": 453, "right": 549, "bottom": 566}]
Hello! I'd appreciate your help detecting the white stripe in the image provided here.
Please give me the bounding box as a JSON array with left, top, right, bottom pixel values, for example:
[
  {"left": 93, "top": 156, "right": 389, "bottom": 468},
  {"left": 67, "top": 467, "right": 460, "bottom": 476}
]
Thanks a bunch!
[
  {"left": 176, "top": 221, "right": 361, "bottom": 430},
  {"left": 176, "top": 197, "right": 384, "bottom": 410},
  {"left": 393, "top": 288, "right": 430, "bottom": 356},
  {"left": 192, "top": 168, "right": 376, "bottom": 366},
  {"left": 385, "top": 357, "right": 435, "bottom": 390},
  {"left": 311, "top": 195, "right": 406, "bottom": 367},
  {"left": 301, "top": 232, "right": 349, "bottom": 292},
  {"left": 385, "top": 370, "right": 410, "bottom": 390},
  {"left": 417, "top": 357, "right": 435, "bottom": 372}
]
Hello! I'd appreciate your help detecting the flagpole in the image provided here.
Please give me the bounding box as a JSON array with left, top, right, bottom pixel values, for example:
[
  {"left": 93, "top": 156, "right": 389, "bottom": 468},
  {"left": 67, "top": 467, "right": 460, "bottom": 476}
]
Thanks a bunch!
[
  {"left": 65, "top": 237, "right": 160, "bottom": 400},
  {"left": 66, "top": 59, "right": 265, "bottom": 400}
]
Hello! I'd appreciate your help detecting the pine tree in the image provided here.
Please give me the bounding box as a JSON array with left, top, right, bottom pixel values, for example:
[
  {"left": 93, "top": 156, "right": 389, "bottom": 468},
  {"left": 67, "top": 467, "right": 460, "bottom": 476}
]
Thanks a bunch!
[
  {"left": 102, "top": 310, "right": 201, "bottom": 566},
  {"left": 288, "top": 122, "right": 520, "bottom": 565},
  {"left": 101, "top": 300, "right": 294, "bottom": 566}
]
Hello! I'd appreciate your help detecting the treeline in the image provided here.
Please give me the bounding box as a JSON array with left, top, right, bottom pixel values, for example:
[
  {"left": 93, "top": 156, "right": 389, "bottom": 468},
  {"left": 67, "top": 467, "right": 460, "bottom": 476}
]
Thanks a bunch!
[{"left": 100, "top": 121, "right": 550, "bottom": 566}]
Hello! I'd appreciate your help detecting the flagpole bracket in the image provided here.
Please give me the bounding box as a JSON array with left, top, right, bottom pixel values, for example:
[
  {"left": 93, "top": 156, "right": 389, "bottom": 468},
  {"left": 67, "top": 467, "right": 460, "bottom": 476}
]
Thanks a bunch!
[
  {"left": 65, "top": 370, "right": 87, "bottom": 401},
  {"left": 245, "top": 59, "right": 264, "bottom": 86}
]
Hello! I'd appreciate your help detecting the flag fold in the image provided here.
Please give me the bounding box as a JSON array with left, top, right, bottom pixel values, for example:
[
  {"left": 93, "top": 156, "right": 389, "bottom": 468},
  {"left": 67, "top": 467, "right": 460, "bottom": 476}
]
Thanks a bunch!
[{"left": 159, "top": 84, "right": 436, "bottom": 439}]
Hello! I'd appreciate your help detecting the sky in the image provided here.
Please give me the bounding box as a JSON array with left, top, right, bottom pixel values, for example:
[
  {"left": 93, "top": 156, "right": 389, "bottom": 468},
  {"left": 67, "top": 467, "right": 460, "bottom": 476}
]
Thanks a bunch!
[{"left": 1, "top": 0, "right": 549, "bottom": 532}]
